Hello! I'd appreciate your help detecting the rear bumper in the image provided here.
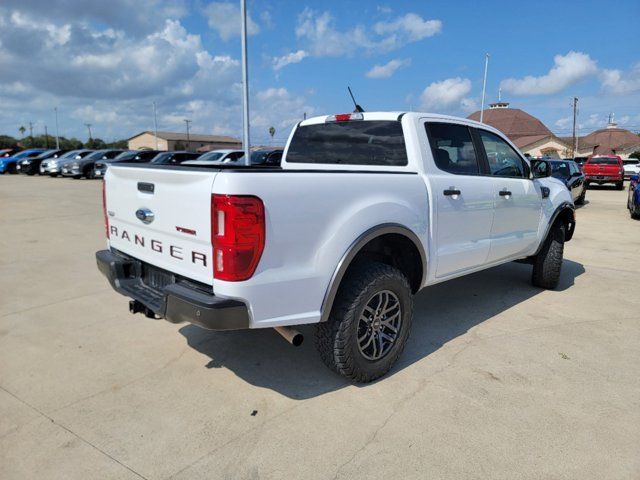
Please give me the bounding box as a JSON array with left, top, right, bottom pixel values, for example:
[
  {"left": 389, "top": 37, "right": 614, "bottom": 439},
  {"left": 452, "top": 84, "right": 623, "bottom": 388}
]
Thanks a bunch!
[
  {"left": 585, "top": 174, "right": 623, "bottom": 183},
  {"left": 96, "top": 249, "right": 250, "bottom": 330}
]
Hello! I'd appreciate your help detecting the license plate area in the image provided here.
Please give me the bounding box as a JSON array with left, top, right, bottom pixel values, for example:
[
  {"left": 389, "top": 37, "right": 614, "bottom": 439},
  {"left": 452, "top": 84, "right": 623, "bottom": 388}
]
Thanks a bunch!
[{"left": 142, "top": 264, "right": 176, "bottom": 290}]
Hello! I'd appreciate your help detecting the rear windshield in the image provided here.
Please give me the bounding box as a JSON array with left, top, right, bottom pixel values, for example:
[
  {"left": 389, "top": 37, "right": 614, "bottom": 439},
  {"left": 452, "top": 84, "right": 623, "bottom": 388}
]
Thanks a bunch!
[
  {"left": 588, "top": 157, "right": 619, "bottom": 165},
  {"left": 286, "top": 120, "right": 408, "bottom": 166}
]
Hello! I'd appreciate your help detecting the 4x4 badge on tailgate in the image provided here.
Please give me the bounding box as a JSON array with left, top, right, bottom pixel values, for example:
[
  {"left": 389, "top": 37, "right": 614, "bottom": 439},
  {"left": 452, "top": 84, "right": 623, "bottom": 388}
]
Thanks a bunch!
[{"left": 135, "top": 208, "right": 155, "bottom": 224}]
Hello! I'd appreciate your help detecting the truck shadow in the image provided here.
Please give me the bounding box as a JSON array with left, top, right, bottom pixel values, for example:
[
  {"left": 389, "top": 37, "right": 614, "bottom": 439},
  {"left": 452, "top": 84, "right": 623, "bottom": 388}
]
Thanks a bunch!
[{"left": 179, "top": 259, "right": 585, "bottom": 399}]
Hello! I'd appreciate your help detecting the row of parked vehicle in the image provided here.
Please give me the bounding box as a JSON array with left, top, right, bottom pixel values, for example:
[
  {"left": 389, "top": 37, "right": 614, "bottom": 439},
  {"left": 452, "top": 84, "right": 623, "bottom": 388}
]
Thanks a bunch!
[{"left": 0, "top": 147, "right": 284, "bottom": 178}]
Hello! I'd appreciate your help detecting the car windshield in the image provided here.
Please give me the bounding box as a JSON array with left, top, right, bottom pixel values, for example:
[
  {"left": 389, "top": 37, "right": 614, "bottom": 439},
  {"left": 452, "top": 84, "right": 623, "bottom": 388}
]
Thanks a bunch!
[
  {"left": 113, "top": 151, "right": 137, "bottom": 161},
  {"left": 589, "top": 157, "right": 618, "bottom": 165},
  {"left": 151, "top": 152, "right": 173, "bottom": 163},
  {"left": 551, "top": 162, "right": 571, "bottom": 179},
  {"left": 59, "top": 150, "right": 82, "bottom": 158},
  {"left": 197, "top": 152, "right": 225, "bottom": 162},
  {"left": 623, "top": 159, "right": 639, "bottom": 165},
  {"left": 86, "top": 150, "right": 109, "bottom": 160}
]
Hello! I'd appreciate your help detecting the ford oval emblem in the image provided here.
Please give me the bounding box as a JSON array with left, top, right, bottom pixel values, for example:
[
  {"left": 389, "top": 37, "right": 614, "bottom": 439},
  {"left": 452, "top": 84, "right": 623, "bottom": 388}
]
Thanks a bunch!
[{"left": 135, "top": 208, "right": 155, "bottom": 224}]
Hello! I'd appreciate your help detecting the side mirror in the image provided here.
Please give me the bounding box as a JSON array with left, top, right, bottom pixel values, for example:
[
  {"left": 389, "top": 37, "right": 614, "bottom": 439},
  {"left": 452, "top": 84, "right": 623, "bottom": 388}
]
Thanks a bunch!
[{"left": 531, "top": 159, "right": 551, "bottom": 178}]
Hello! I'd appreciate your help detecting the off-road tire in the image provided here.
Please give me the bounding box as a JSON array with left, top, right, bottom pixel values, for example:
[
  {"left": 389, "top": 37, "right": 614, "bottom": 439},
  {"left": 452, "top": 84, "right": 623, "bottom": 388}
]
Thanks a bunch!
[
  {"left": 315, "top": 262, "right": 413, "bottom": 383},
  {"left": 532, "top": 223, "right": 565, "bottom": 289}
]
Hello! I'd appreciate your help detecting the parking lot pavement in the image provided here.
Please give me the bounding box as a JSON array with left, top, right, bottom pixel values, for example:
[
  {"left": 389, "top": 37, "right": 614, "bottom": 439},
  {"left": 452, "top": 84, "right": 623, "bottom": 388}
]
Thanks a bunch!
[{"left": 1, "top": 175, "right": 639, "bottom": 480}]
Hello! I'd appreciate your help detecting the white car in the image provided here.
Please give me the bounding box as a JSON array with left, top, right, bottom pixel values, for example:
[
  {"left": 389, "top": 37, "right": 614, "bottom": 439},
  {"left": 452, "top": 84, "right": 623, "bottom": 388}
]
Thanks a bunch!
[
  {"left": 623, "top": 159, "right": 640, "bottom": 178},
  {"left": 181, "top": 149, "right": 245, "bottom": 166},
  {"left": 97, "top": 111, "right": 575, "bottom": 382}
]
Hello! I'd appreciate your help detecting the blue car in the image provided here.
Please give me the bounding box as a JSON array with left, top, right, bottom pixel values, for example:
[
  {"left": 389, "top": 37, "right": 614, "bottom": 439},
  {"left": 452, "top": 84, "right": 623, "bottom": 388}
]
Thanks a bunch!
[
  {"left": 0, "top": 149, "right": 47, "bottom": 174},
  {"left": 628, "top": 174, "right": 640, "bottom": 219}
]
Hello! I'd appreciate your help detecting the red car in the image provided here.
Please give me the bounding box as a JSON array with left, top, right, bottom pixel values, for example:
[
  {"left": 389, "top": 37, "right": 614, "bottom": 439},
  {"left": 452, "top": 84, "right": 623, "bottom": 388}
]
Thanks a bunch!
[{"left": 583, "top": 155, "right": 625, "bottom": 190}]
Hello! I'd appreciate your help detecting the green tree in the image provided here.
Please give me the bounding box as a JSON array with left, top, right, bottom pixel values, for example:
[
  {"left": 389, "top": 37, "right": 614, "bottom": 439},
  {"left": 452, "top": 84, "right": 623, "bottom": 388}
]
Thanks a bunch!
[
  {"left": 85, "top": 137, "right": 106, "bottom": 149},
  {"left": 0, "top": 135, "right": 18, "bottom": 149},
  {"left": 174, "top": 141, "right": 185, "bottom": 150},
  {"left": 18, "top": 126, "right": 26, "bottom": 137},
  {"left": 630, "top": 151, "right": 640, "bottom": 160}
]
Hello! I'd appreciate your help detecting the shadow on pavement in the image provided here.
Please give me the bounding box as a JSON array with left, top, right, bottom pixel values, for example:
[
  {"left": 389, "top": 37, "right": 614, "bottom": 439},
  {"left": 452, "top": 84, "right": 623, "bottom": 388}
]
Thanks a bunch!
[{"left": 179, "top": 259, "right": 585, "bottom": 399}]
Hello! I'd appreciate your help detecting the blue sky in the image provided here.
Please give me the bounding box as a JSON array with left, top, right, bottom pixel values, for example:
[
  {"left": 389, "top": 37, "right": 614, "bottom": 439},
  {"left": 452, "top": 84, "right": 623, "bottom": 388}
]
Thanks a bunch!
[{"left": 0, "top": 0, "right": 638, "bottom": 144}]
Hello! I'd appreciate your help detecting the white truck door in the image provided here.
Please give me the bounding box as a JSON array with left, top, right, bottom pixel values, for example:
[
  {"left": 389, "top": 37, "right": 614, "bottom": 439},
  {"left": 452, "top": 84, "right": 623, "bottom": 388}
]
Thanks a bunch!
[
  {"left": 423, "top": 121, "right": 495, "bottom": 278},
  {"left": 475, "top": 129, "right": 542, "bottom": 262}
]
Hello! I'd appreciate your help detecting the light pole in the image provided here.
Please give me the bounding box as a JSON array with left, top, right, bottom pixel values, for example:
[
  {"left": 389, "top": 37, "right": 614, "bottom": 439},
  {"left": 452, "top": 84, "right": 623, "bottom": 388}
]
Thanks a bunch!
[
  {"left": 480, "top": 53, "right": 490, "bottom": 123},
  {"left": 85, "top": 123, "right": 93, "bottom": 140},
  {"left": 44, "top": 125, "right": 49, "bottom": 148},
  {"left": 184, "top": 119, "right": 191, "bottom": 151},
  {"left": 54, "top": 107, "right": 60, "bottom": 149},
  {"left": 240, "top": 0, "right": 251, "bottom": 166},
  {"left": 153, "top": 102, "right": 159, "bottom": 150}
]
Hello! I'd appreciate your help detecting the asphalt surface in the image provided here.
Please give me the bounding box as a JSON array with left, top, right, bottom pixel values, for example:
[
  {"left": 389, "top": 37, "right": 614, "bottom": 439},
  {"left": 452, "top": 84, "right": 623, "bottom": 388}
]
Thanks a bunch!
[{"left": 1, "top": 174, "right": 639, "bottom": 480}]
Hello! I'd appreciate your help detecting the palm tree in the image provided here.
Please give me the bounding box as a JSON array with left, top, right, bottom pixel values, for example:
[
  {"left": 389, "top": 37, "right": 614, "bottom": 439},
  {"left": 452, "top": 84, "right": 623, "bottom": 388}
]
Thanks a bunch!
[
  {"left": 269, "top": 126, "right": 275, "bottom": 145},
  {"left": 18, "top": 126, "right": 26, "bottom": 137}
]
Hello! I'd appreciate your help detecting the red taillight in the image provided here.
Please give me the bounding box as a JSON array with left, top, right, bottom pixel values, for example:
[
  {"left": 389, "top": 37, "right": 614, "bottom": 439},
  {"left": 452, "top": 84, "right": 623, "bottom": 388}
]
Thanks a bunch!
[
  {"left": 211, "top": 194, "right": 265, "bottom": 281},
  {"left": 102, "top": 180, "right": 109, "bottom": 238}
]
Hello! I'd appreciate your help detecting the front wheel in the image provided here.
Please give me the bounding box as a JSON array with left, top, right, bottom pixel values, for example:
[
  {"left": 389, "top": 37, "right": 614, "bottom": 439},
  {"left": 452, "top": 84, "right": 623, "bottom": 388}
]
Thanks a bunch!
[
  {"left": 532, "top": 223, "right": 565, "bottom": 289},
  {"left": 315, "top": 262, "right": 413, "bottom": 383},
  {"left": 616, "top": 181, "right": 624, "bottom": 190}
]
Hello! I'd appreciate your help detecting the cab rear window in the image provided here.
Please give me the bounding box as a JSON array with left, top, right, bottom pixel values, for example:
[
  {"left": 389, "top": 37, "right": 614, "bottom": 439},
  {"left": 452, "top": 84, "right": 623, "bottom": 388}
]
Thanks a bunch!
[
  {"left": 286, "top": 121, "right": 408, "bottom": 166},
  {"left": 588, "top": 157, "right": 619, "bottom": 165}
]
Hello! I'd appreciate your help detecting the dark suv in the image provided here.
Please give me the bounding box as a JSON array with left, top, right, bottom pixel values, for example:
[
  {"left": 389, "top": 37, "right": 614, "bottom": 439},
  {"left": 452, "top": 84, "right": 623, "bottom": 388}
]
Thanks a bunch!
[{"left": 550, "top": 159, "right": 586, "bottom": 204}]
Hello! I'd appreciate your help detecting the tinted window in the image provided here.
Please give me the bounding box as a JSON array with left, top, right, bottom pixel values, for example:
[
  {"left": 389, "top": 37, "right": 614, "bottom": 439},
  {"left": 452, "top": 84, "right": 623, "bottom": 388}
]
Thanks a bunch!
[
  {"left": 286, "top": 121, "right": 408, "bottom": 166},
  {"left": 551, "top": 161, "right": 571, "bottom": 180},
  {"left": 425, "top": 123, "right": 480, "bottom": 175},
  {"left": 588, "top": 157, "right": 619, "bottom": 165},
  {"left": 478, "top": 130, "right": 527, "bottom": 178}
]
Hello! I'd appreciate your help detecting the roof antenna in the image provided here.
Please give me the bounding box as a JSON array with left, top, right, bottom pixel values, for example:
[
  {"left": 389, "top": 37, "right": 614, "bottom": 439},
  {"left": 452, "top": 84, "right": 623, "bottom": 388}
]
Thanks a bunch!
[{"left": 348, "top": 86, "right": 365, "bottom": 113}]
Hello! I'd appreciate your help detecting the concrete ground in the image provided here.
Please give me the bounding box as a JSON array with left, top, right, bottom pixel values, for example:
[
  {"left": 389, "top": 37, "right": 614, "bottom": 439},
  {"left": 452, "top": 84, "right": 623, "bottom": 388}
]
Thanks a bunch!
[{"left": 1, "top": 174, "right": 639, "bottom": 480}]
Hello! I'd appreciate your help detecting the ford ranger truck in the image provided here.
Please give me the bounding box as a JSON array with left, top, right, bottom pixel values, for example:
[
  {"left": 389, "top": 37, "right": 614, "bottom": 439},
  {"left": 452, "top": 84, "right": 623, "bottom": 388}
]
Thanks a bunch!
[
  {"left": 96, "top": 112, "right": 575, "bottom": 383},
  {"left": 583, "top": 155, "right": 625, "bottom": 190}
]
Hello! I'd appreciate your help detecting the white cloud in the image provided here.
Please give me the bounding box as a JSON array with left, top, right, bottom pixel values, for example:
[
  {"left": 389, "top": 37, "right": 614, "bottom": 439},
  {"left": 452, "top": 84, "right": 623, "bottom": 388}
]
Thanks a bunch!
[
  {"left": 600, "top": 63, "right": 640, "bottom": 95},
  {"left": 366, "top": 58, "right": 411, "bottom": 78},
  {"left": 295, "top": 9, "right": 441, "bottom": 57},
  {"left": 204, "top": 2, "right": 259, "bottom": 41},
  {"left": 272, "top": 50, "right": 309, "bottom": 71},
  {"left": 500, "top": 51, "right": 598, "bottom": 96},
  {"left": 373, "top": 13, "right": 442, "bottom": 42},
  {"left": 419, "top": 77, "right": 472, "bottom": 112}
]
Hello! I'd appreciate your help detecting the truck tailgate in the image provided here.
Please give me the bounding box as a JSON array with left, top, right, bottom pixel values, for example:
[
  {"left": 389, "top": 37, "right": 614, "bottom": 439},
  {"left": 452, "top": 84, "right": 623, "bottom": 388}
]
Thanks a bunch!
[{"left": 105, "top": 166, "right": 216, "bottom": 286}]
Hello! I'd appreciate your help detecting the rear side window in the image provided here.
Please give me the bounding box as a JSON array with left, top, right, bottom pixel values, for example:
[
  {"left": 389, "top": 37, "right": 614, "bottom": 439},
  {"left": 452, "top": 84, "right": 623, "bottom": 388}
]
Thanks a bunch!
[
  {"left": 286, "top": 121, "right": 408, "bottom": 166},
  {"left": 425, "top": 123, "right": 480, "bottom": 175}
]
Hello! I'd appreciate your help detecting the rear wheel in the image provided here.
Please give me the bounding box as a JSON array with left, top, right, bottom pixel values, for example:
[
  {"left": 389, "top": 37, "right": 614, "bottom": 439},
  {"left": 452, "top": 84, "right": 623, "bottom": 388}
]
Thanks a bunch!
[
  {"left": 7, "top": 164, "right": 17, "bottom": 174},
  {"left": 532, "top": 223, "right": 565, "bottom": 289},
  {"left": 616, "top": 181, "right": 624, "bottom": 190},
  {"left": 315, "top": 262, "right": 413, "bottom": 383}
]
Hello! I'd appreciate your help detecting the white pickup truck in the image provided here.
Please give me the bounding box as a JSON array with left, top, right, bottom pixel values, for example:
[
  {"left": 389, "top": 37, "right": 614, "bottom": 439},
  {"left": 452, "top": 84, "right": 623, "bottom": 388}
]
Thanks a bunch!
[{"left": 97, "top": 111, "right": 575, "bottom": 382}]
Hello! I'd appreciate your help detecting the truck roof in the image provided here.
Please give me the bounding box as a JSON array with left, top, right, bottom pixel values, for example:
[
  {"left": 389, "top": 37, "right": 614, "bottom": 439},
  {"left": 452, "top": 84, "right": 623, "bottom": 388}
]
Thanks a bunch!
[{"left": 299, "top": 111, "right": 492, "bottom": 130}]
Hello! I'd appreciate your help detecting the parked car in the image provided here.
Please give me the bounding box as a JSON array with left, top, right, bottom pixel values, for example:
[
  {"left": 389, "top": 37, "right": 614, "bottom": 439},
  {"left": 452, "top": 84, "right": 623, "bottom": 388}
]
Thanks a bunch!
[
  {"left": 0, "top": 149, "right": 47, "bottom": 174},
  {"left": 97, "top": 111, "right": 576, "bottom": 383},
  {"left": 244, "top": 148, "right": 284, "bottom": 166},
  {"left": 628, "top": 174, "right": 640, "bottom": 219},
  {"left": 41, "top": 150, "right": 93, "bottom": 176},
  {"left": 622, "top": 158, "right": 640, "bottom": 179},
  {"left": 94, "top": 150, "right": 161, "bottom": 178},
  {"left": 61, "top": 149, "right": 124, "bottom": 179},
  {"left": 583, "top": 155, "right": 625, "bottom": 189},
  {"left": 1, "top": 148, "right": 19, "bottom": 158},
  {"left": 150, "top": 151, "right": 201, "bottom": 165},
  {"left": 549, "top": 159, "right": 586, "bottom": 205},
  {"left": 181, "top": 149, "right": 245, "bottom": 166},
  {"left": 17, "top": 149, "right": 69, "bottom": 175}
]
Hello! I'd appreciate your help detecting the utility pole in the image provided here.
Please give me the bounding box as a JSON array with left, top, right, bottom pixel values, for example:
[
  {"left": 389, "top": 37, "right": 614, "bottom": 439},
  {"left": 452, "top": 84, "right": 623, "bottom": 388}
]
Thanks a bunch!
[
  {"left": 153, "top": 102, "right": 159, "bottom": 150},
  {"left": 28, "top": 121, "right": 34, "bottom": 138},
  {"left": 85, "top": 123, "right": 93, "bottom": 140},
  {"left": 44, "top": 125, "right": 49, "bottom": 148},
  {"left": 571, "top": 97, "right": 578, "bottom": 158},
  {"left": 54, "top": 107, "right": 60, "bottom": 149},
  {"left": 240, "top": 0, "right": 251, "bottom": 166},
  {"left": 184, "top": 119, "right": 192, "bottom": 151},
  {"left": 480, "top": 53, "right": 490, "bottom": 123}
]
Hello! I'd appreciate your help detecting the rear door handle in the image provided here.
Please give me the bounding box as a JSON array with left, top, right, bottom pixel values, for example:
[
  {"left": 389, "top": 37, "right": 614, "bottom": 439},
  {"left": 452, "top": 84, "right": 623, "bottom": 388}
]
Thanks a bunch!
[
  {"left": 443, "top": 189, "right": 461, "bottom": 196},
  {"left": 499, "top": 190, "right": 512, "bottom": 196}
]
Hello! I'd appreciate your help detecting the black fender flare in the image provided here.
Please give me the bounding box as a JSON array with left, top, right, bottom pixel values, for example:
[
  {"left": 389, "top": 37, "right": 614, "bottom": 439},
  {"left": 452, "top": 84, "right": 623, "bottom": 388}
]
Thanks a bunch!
[
  {"left": 533, "top": 202, "right": 575, "bottom": 256},
  {"left": 319, "top": 224, "right": 427, "bottom": 323}
]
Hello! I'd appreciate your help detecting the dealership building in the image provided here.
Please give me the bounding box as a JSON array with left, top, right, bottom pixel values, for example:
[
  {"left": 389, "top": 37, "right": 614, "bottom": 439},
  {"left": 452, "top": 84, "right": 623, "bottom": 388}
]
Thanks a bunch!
[
  {"left": 469, "top": 103, "right": 640, "bottom": 159},
  {"left": 127, "top": 131, "right": 242, "bottom": 152}
]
